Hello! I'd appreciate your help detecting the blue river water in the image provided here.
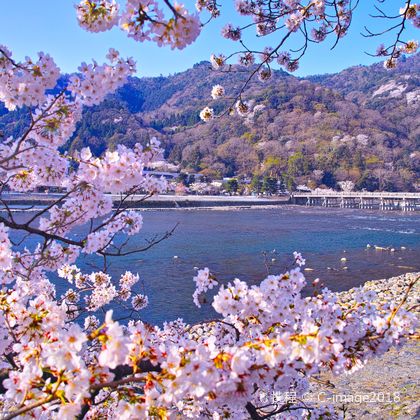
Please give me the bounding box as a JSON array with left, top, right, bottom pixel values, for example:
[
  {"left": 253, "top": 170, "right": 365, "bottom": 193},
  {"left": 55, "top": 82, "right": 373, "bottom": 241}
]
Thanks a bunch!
[{"left": 10, "top": 206, "right": 420, "bottom": 325}]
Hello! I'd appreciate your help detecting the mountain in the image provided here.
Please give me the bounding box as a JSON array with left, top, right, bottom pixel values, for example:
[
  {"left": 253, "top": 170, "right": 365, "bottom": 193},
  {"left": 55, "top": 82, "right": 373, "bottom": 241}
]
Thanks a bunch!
[{"left": 1, "top": 55, "right": 419, "bottom": 191}]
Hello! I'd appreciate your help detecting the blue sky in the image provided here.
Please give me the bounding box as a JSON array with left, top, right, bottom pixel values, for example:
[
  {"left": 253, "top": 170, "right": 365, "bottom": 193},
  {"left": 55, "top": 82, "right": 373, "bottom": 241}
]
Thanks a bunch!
[{"left": 1, "top": 1, "right": 417, "bottom": 77}]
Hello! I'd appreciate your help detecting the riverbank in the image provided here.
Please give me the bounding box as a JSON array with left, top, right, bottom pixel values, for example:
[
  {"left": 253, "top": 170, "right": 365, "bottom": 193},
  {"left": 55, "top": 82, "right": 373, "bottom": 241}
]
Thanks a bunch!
[
  {"left": 2, "top": 192, "right": 419, "bottom": 212},
  {"left": 310, "top": 272, "right": 419, "bottom": 419},
  {"left": 0, "top": 193, "right": 290, "bottom": 209}
]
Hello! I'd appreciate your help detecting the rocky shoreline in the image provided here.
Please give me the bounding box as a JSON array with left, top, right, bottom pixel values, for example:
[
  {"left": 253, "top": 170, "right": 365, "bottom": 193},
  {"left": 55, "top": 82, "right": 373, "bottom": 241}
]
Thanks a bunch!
[
  {"left": 311, "top": 272, "right": 419, "bottom": 419},
  {"left": 336, "top": 271, "right": 419, "bottom": 315}
]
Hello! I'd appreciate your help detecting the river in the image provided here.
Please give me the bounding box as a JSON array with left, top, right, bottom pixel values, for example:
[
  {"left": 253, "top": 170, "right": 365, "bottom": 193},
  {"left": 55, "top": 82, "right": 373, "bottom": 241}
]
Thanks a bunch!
[{"left": 9, "top": 206, "right": 420, "bottom": 325}]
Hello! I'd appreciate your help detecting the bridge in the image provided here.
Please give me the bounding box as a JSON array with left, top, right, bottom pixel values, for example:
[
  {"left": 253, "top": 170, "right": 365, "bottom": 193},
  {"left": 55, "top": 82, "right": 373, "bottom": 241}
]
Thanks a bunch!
[{"left": 290, "top": 191, "right": 420, "bottom": 211}]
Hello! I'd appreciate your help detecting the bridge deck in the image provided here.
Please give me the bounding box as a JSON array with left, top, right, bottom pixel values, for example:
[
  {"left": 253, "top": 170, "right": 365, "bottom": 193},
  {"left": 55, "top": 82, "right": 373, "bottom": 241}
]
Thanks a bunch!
[
  {"left": 291, "top": 192, "right": 420, "bottom": 211},
  {"left": 292, "top": 192, "right": 420, "bottom": 199}
]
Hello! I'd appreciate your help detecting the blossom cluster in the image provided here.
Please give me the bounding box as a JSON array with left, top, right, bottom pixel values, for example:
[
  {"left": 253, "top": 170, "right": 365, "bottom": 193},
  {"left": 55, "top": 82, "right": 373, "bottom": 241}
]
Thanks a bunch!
[
  {"left": 76, "top": 0, "right": 120, "bottom": 33},
  {"left": 76, "top": 141, "right": 166, "bottom": 194},
  {"left": 68, "top": 51, "right": 136, "bottom": 106},
  {"left": 58, "top": 266, "right": 145, "bottom": 312},
  {"left": 31, "top": 95, "right": 82, "bottom": 148},
  {"left": 221, "top": 0, "right": 335, "bottom": 59},
  {"left": 0, "top": 224, "right": 12, "bottom": 271},
  {"left": 0, "top": 262, "right": 416, "bottom": 419},
  {"left": 0, "top": 46, "right": 60, "bottom": 111},
  {"left": 192, "top": 267, "right": 217, "bottom": 307},
  {"left": 199, "top": 105, "right": 214, "bottom": 122},
  {"left": 83, "top": 211, "right": 144, "bottom": 254},
  {"left": 76, "top": 0, "right": 202, "bottom": 50},
  {"left": 195, "top": 0, "right": 220, "bottom": 17},
  {"left": 293, "top": 251, "right": 306, "bottom": 267},
  {"left": 401, "top": 3, "right": 420, "bottom": 28},
  {"left": 0, "top": 47, "right": 165, "bottom": 270},
  {"left": 0, "top": 45, "right": 163, "bottom": 320},
  {"left": 200, "top": 95, "right": 267, "bottom": 122},
  {"left": 0, "top": 49, "right": 138, "bottom": 196},
  {"left": 0, "top": 49, "right": 169, "bottom": 409},
  {"left": 210, "top": 84, "right": 225, "bottom": 99}
]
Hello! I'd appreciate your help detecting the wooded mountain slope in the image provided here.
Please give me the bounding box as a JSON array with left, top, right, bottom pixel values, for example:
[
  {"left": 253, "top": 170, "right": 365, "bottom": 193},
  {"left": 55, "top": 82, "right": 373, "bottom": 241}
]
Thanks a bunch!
[{"left": 1, "top": 54, "right": 419, "bottom": 191}]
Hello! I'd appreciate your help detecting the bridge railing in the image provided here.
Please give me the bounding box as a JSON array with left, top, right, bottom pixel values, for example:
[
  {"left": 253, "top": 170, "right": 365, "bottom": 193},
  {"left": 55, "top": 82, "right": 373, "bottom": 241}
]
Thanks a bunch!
[{"left": 291, "top": 192, "right": 420, "bottom": 199}]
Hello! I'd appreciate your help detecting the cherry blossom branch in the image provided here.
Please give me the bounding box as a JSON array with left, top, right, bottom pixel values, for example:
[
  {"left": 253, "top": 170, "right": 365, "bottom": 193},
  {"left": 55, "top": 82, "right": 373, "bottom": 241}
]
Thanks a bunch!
[
  {"left": 362, "top": 0, "right": 416, "bottom": 64},
  {"left": 98, "top": 223, "right": 178, "bottom": 256},
  {"left": 3, "top": 375, "right": 62, "bottom": 420}
]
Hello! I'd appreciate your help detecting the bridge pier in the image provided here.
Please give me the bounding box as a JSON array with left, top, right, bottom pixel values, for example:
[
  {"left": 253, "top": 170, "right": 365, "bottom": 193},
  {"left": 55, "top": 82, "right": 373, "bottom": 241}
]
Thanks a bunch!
[{"left": 401, "top": 198, "right": 416, "bottom": 212}]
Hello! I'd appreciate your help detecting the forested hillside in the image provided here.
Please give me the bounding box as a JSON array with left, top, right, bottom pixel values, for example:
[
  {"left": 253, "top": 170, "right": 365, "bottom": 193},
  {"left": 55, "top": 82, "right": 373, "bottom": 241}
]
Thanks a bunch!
[{"left": 1, "top": 54, "right": 419, "bottom": 191}]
